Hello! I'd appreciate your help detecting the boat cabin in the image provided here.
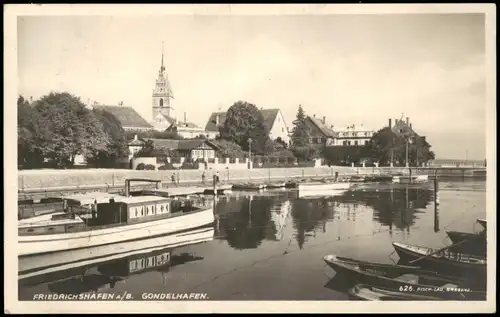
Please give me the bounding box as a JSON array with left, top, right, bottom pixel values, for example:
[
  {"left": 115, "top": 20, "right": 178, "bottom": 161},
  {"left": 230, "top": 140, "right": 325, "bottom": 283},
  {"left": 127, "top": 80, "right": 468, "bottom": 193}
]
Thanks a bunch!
[{"left": 18, "top": 191, "right": 202, "bottom": 236}]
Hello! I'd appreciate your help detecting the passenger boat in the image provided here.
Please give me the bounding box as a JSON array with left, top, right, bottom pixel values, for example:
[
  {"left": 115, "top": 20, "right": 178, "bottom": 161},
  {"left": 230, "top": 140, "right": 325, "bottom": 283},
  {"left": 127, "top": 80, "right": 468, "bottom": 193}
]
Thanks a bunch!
[
  {"left": 392, "top": 174, "right": 429, "bottom": 184},
  {"left": 18, "top": 179, "right": 215, "bottom": 257},
  {"left": 446, "top": 230, "right": 486, "bottom": 257},
  {"left": 232, "top": 183, "right": 266, "bottom": 191},
  {"left": 323, "top": 254, "right": 485, "bottom": 300},
  {"left": 347, "top": 284, "right": 455, "bottom": 301},
  {"left": 391, "top": 242, "right": 487, "bottom": 281},
  {"left": 20, "top": 226, "right": 214, "bottom": 291}
]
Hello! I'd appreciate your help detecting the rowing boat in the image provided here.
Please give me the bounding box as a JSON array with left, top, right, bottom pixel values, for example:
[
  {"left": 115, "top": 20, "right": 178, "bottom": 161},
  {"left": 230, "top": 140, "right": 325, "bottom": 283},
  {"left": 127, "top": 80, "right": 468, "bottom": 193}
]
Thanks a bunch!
[
  {"left": 446, "top": 230, "right": 486, "bottom": 257},
  {"left": 324, "top": 254, "right": 485, "bottom": 300},
  {"left": 347, "top": 284, "right": 453, "bottom": 301},
  {"left": 392, "top": 242, "right": 487, "bottom": 282}
]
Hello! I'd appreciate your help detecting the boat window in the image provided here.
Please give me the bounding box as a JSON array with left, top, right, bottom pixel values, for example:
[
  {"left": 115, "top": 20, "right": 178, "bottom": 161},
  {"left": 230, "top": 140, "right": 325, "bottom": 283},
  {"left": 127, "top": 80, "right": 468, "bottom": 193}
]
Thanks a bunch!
[
  {"left": 146, "top": 207, "right": 149, "bottom": 215},
  {"left": 141, "top": 207, "right": 144, "bottom": 216},
  {"left": 47, "top": 227, "right": 55, "bottom": 231},
  {"left": 27, "top": 228, "right": 34, "bottom": 233},
  {"left": 135, "top": 208, "right": 138, "bottom": 217},
  {"left": 161, "top": 205, "right": 164, "bottom": 213}
]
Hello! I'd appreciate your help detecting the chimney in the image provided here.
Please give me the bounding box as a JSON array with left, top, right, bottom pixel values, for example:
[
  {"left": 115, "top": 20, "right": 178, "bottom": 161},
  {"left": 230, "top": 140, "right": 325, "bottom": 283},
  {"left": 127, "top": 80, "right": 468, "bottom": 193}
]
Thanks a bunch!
[
  {"left": 184, "top": 112, "right": 187, "bottom": 123},
  {"left": 410, "top": 123, "right": 412, "bottom": 129},
  {"left": 406, "top": 117, "right": 409, "bottom": 125},
  {"left": 322, "top": 116, "right": 326, "bottom": 124},
  {"left": 388, "top": 118, "right": 392, "bottom": 128},
  {"left": 216, "top": 114, "right": 220, "bottom": 125},
  {"left": 313, "top": 114, "right": 316, "bottom": 118},
  {"left": 134, "top": 134, "right": 138, "bottom": 141}
]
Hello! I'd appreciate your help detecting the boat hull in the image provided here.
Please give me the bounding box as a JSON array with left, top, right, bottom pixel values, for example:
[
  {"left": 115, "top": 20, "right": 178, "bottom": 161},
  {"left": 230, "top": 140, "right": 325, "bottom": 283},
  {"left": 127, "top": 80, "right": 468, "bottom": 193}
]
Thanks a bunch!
[
  {"left": 446, "top": 231, "right": 486, "bottom": 257},
  {"left": 18, "top": 208, "right": 215, "bottom": 257},
  {"left": 298, "top": 182, "right": 351, "bottom": 191},
  {"left": 19, "top": 225, "right": 215, "bottom": 279},
  {"left": 347, "top": 284, "right": 446, "bottom": 301},
  {"left": 324, "top": 255, "right": 485, "bottom": 300},
  {"left": 392, "top": 175, "right": 429, "bottom": 184},
  {"left": 298, "top": 189, "right": 347, "bottom": 199},
  {"left": 392, "top": 242, "right": 487, "bottom": 283}
]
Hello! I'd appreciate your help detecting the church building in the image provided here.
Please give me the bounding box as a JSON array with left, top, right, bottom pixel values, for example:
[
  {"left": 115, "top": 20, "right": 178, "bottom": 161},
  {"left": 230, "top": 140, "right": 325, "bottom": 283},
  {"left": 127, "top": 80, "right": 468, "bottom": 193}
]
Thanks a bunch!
[{"left": 151, "top": 45, "right": 208, "bottom": 139}]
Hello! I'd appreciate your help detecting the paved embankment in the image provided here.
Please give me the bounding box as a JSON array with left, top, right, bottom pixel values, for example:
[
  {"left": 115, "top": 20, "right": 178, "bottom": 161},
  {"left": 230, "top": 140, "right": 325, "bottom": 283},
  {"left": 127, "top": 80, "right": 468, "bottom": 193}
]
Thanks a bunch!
[{"left": 17, "top": 166, "right": 486, "bottom": 197}]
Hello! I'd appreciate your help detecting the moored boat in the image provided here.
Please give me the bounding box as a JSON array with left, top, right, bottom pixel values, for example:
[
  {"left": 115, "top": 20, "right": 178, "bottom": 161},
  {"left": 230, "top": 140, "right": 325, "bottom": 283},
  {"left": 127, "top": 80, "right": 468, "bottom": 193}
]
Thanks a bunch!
[
  {"left": 18, "top": 179, "right": 215, "bottom": 257},
  {"left": 347, "top": 284, "right": 451, "bottom": 301},
  {"left": 446, "top": 230, "right": 486, "bottom": 257},
  {"left": 298, "top": 181, "right": 352, "bottom": 192},
  {"left": 232, "top": 183, "right": 266, "bottom": 191},
  {"left": 391, "top": 242, "right": 487, "bottom": 281},
  {"left": 392, "top": 174, "right": 429, "bottom": 184},
  {"left": 265, "top": 181, "right": 286, "bottom": 189},
  {"left": 323, "top": 254, "right": 485, "bottom": 300}
]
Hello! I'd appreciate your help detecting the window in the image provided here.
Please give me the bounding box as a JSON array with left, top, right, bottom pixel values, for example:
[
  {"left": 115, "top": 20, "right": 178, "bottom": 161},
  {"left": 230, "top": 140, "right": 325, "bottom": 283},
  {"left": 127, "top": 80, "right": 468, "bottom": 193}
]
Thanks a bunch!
[
  {"left": 159, "top": 99, "right": 163, "bottom": 107},
  {"left": 135, "top": 208, "right": 138, "bottom": 217},
  {"left": 282, "top": 127, "right": 284, "bottom": 132},
  {"left": 354, "top": 141, "right": 358, "bottom": 146},
  {"left": 343, "top": 141, "right": 347, "bottom": 146},
  {"left": 146, "top": 207, "right": 149, "bottom": 215},
  {"left": 141, "top": 207, "right": 144, "bottom": 216},
  {"left": 161, "top": 205, "right": 164, "bottom": 213}
]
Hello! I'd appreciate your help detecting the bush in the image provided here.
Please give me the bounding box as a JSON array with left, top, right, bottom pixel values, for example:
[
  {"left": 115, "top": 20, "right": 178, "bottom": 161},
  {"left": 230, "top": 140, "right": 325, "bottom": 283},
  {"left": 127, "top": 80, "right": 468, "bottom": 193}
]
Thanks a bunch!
[
  {"left": 158, "top": 163, "right": 176, "bottom": 170},
  {"left": 180, "top": 161, "right": 199, "bottom": 170},
  {"left": 145, "top": 164, "right": 156, "bottom": 170},
  {"left": 136, "top": 163, "right": 145, "bottom": 170}
]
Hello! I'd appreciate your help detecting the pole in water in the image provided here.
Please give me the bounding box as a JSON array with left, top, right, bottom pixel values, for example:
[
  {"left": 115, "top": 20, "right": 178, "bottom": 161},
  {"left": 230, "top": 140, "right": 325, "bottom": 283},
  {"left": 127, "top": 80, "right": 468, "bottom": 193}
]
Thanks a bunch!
[{"left": 434, "top": 177, "right": 440, "bottom": 206}]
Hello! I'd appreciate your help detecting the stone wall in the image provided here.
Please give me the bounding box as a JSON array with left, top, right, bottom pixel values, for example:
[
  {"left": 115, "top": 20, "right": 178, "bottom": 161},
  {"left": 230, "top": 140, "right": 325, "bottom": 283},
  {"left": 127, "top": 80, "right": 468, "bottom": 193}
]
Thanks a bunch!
[{"left": 17, "top": 166, "right": 486, "bottom": 191}]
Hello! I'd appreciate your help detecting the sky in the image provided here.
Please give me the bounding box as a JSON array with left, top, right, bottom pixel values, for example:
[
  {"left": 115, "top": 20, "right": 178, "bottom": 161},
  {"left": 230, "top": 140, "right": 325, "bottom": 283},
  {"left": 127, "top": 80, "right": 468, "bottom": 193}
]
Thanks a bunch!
[{"left": 17, "top": 11, "right": 488, "bottom": 160}]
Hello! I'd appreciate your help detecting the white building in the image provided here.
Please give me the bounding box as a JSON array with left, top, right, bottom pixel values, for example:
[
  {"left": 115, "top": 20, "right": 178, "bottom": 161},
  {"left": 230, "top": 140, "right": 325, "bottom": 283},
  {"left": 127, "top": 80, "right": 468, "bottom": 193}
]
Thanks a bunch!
[
  {"left": 204, "top": 108, "right": 291, "bottom": 144},
  {"left": 327, "top": 124, "right": 375, "bottom": 147}
]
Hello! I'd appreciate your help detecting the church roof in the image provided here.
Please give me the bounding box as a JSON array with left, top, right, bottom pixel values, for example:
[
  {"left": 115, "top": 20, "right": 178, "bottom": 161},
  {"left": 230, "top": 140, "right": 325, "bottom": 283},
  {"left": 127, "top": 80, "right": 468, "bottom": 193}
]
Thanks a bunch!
[
  {"left": 94, "top": 105, "right": 153, "bottom": 129},
  {"left": 205, "top": 108, "right": 281, "bottom": 133}
]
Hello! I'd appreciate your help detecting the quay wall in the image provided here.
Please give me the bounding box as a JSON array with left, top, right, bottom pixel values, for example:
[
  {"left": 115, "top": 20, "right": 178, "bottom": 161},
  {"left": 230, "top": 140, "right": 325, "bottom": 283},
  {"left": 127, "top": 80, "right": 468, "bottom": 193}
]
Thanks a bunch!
[{"left": 18, "top": 166, "right": 486, "bottom": 192}]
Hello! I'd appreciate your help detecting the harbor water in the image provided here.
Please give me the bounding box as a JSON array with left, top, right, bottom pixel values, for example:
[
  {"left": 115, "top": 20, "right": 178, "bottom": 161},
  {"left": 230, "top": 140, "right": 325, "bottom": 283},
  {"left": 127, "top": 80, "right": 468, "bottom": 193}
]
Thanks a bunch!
[{"left": 18, "top": 179, "right": 487, "bottom": 301}]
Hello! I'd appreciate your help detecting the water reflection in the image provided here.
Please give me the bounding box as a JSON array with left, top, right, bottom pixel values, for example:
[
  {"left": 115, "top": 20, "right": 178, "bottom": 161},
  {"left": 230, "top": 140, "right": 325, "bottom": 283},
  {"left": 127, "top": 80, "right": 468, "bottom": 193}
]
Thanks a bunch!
[
  {"left": 216, "top": 185, "right": 435, "bottom": 251},
  {"left": 18, "top": 227, "right": 214, "bottom": 299}
]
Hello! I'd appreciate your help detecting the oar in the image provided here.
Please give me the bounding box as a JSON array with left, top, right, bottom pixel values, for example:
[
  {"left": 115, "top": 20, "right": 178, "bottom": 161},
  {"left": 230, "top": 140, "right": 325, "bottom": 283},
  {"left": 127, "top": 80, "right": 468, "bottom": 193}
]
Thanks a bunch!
[{"left": 408, "top": 239, "right": 472, "bottom": 264}]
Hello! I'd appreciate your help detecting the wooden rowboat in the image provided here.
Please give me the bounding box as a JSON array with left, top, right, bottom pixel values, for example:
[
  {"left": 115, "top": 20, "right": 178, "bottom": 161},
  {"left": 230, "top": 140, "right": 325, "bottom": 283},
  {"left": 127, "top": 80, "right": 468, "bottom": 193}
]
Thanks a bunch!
[
  {"left": 347, "top": 284, "right": 453, "bottom": 301},
  {"left": 446, "top": 230, "right": 486, "bottom": 257},
  {"left": 324, "top": 254, "right": 485, "bottom": 300},
  {"left": 392, "top": 242, "right": 487, "bottom": 282}
]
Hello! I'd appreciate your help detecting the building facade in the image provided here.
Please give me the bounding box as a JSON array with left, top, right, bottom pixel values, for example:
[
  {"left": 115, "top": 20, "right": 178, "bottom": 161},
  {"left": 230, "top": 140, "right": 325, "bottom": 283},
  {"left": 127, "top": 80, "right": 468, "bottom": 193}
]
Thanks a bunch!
[
  {"left": 328, "top": 124, "right": 375, "bottom": 147},
  {"left": 129, "top": 138, "right": 220, "bottom": 161},
  {"left": 204, "top": 108, "right": 291, "bottom": 144}
]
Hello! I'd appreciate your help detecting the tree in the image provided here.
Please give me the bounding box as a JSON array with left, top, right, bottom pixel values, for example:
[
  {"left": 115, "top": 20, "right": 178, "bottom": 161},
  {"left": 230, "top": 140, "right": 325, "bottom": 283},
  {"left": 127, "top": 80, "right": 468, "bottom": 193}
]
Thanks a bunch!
[
  {"left": 85, "top": 109, "right": 130, "bottom": 167},
  {"left": 366, "top": 127, "right": 435, "bottom": 166},
  {"left": 32, "top": 92, "right": 109, "bottom": 168},
  {"left": 219, "top": 101, "right": 272, "bottom": 155},
  {"left": 18, "top": 95, "right": 44, "bottom": 168},
  {"left": 211, "top": 139, "right": 246, "bottom": 158},
  {"left": 134, "top": 140, "right": 155, "bottom": 157},
  {"left": 290, "top": 105, "right": 310, "bottom": 147}
]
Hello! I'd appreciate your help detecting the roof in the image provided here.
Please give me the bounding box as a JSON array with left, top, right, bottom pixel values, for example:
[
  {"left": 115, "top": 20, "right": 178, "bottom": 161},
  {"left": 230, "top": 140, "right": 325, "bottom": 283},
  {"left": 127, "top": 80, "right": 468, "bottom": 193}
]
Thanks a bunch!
[
  {"left": 143, "top": 138, "right": 220, "bottom": 151},
  {"left": 391, "top": 119, "right": 417, "bottom": 138},
  {"left": 307, "top": 116, "right": 337, "bottom": 138},
  {"left": 128, "top": 139, "right": 144, "bottom": 146},
  {"left": 205, "top": 111, "right": 226, "bottom": 132},
  {"left": 204, "top": 108, "right": 281, "bottom": 132},
  {"left": 95, "top": 105, "right": 153, "bottom": 129},
  {"left": 166, "top": 121, "right": 203, "bottom": 131}
]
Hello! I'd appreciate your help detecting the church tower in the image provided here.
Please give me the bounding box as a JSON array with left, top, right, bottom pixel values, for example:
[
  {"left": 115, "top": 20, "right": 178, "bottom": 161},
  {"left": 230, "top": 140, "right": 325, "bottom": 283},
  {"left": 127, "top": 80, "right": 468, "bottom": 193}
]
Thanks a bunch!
[{"left": 152, "top": 42, "right": 174, "bottom": 121}]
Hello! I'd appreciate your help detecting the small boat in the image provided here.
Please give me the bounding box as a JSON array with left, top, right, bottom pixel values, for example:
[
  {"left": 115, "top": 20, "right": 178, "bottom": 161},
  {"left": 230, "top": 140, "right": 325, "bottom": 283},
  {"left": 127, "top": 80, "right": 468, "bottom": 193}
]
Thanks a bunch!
[
  {"left": 265, "top": 181, "right": 286, "bottom": 189},
  {"left": 392, "top": 174, "right": 429, "bottom": 184},
  {"left": 298, "top": 189, "right": 347, "bottom": 199},
  {"left": 365, "top": 174, "right": 394, "bottom": 183},
  {"left": 348, "top": 175, "right": 366, "bottom": 183},
  {"left": 446, "top": 230, "right": 486, "bottom": 257},
  {"left": 18, "top": 179, "right": 215, "bottom": 257},
  {"left": 323, "top": 254, "right": 485, "bottom": 300},
  {"left": 477, "top": 219, "right": 486, "bottom": 229},
  {"left": 392, "top": 242, "right": 487, "bottom": 281},
  {"left": 232, "top": 183, "right": 266, "bottom": 191},
  {"left": 298, "top": 181, "right": 352, "bottom": 192},
  {"left": 347, "top": 284, "right": 451, "bottom": 301}
]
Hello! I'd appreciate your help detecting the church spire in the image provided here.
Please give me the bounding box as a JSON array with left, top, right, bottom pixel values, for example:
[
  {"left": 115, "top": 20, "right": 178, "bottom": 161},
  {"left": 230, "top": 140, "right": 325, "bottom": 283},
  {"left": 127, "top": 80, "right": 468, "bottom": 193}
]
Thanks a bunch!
[{"left": 160, "top": 41, "right": 165, "bottom": 74}]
